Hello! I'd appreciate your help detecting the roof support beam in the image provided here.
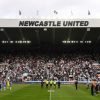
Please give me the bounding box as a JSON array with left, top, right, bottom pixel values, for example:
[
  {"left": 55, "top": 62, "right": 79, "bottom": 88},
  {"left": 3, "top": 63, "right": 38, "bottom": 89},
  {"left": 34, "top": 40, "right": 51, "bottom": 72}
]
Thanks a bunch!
[
  {"left": 67, "top": 28, "right": 72, "bottom": 41},
  {"left": 52, "top": 28, "right": 55, "bottom": 45},
  {"left": 96, "top": 34, "right": 100, "bottom": 43},
  {"left": 82, "top": 30, "right": 87, "bottom": 41},
  {"left": 35, "top": 29, "right": 40, "bottom": 45},
  {"left": 4, "top": 29, "right": 10, "bottom": 41},
  {"left": 82, "top": 28, "right": 90, "bottom": 41},
  {"left": 19, "top": 28, "right": 25, "bottom": 40}
]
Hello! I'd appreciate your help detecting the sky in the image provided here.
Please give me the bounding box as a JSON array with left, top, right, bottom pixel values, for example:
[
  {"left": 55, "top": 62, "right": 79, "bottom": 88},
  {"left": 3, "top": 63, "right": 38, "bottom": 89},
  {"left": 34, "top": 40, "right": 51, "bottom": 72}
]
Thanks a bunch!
[{"left": 0, "top": 0, "right": 100, "bottom": 18}]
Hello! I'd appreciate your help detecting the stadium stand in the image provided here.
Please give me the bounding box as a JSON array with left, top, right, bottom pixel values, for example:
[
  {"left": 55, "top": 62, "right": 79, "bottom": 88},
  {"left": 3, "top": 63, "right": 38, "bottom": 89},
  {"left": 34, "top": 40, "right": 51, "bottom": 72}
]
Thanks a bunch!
[{"left": 0, "top": 54, "right": 100, "bottom": 82}]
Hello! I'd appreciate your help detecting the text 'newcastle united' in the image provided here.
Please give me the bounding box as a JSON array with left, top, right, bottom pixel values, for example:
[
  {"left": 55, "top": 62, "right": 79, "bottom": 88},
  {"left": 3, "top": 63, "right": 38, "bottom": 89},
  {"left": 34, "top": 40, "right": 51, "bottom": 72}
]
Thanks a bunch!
[{"left": 19, "top": 21, "right": 89, "bottom": 27}]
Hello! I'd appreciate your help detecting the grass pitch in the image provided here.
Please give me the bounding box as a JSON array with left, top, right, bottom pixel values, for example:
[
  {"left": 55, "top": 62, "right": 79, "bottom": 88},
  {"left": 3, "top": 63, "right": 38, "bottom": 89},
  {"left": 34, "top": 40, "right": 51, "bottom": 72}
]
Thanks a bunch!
[{"left": 0, "top": 84, "right": 100, "bottom": 100}]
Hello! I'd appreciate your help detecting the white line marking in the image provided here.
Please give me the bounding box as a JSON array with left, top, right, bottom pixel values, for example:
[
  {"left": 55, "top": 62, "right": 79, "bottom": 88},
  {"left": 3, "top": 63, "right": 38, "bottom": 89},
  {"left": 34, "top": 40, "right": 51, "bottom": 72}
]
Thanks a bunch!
[
  {"left": 50, "top": 89, "right": 51, "bottom": 100},
  {"left": 48, "top": 89, "right": 55, "bottom": 100}
]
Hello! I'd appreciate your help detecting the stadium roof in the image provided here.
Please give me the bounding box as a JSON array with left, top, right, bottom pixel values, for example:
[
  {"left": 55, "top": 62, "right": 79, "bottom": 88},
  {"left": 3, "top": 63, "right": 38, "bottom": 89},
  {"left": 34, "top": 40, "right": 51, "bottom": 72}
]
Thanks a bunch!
[
  {"left": 0, "top": 18, "right": 100, "bottom": 45},
  {"left": 0, "top": 18, "right": 100, "bottom": 46}
]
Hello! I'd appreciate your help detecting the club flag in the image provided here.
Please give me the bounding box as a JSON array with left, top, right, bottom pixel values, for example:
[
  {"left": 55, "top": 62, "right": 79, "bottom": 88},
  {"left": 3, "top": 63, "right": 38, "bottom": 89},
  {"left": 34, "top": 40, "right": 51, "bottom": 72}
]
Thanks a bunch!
[
  {"left": 88, "top": 10, "right": 91, "bottom": 15},
  {"left": 54, "top": 10, "right": 58, "bottom": 14},
  {"left": 19, "top": 10, "right": 21, "bottom": 15}
]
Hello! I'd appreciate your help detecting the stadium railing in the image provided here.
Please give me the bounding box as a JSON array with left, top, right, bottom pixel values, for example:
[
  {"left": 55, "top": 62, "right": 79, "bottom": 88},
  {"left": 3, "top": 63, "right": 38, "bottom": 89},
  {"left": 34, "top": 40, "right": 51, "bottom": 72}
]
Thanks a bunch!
[{"left": 24, "top": 81, "right": 100, "bottom": 84}]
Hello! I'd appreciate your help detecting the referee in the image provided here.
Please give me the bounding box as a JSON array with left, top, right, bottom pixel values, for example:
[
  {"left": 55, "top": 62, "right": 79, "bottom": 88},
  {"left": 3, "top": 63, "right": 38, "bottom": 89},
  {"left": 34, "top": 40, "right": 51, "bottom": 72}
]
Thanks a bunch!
[
  {"left": 53, "top": 80, "right": 56, "bottom": 88},
  {"left": 50, "top": 80, "right": 53, "bottom": 88},
  {"left": 0, "top": 81, "right": 2, "bottom": 91},
  {"left": 58, "top": 80, "right": 61, "bottom": 89},
  {"left": 91, "top": 84, "right": 94, "bottom": 96},
  {"left": 75, "top": 79, "right": 78, "bottom": 90},
  {"left": 46, "top": 80, "right": 49, "bottom": 88},
  {"left": 41, "top": 79, "right": 44, "bottom": 88}
]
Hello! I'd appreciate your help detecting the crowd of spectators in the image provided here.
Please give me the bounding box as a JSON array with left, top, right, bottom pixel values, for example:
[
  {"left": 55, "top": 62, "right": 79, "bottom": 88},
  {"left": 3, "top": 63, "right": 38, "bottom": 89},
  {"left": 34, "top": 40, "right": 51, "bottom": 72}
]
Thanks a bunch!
[{"left": 0, "top": 54, "right": 100, "bottom": 82}]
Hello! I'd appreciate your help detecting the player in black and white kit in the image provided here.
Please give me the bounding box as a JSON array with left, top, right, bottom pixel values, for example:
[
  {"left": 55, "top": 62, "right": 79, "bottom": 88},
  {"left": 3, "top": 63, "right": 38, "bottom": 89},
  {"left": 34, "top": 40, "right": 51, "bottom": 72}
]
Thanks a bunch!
[{"left": 0, "top": 81, "right": 2, "bottom": 91}]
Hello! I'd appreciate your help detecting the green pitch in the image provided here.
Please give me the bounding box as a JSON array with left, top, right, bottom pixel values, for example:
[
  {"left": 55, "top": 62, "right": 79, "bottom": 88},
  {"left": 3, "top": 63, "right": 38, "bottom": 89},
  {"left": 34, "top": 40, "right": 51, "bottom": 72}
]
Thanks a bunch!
[{"left": 0, "top": 84, "right": 100, "bottom": 100}]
